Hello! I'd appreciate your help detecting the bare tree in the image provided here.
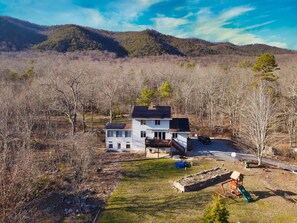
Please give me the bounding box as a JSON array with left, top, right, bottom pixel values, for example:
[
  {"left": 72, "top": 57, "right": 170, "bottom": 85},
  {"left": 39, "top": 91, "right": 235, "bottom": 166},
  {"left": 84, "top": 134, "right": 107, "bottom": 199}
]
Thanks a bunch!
[
  {"left": 280, "top": 77, "right": 297, "bottom": 147},
  {"left": 240, "top": 81, "right": 276, "bottom": 165},
  {"left": 0, "top": 85, "right": 39, "bottom": 223},
  {"left": 100, "top": 69, "right": 121, "bottom": 123},
  {"left": 203, "top": 72, "right": 221, "bottom": 130},
  {"left": 44, "top": 68, "right": 89, "bottom": 136},
  {"left": 219, "top": 69, "right": 248, "bottom": 136}
]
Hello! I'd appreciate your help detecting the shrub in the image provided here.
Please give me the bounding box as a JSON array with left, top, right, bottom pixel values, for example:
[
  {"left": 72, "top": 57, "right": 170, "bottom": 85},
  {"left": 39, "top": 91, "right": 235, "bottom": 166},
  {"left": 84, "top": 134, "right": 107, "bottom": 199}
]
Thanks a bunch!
[{"left": 203, "top": 195, "right": 229, "bottom": 223}]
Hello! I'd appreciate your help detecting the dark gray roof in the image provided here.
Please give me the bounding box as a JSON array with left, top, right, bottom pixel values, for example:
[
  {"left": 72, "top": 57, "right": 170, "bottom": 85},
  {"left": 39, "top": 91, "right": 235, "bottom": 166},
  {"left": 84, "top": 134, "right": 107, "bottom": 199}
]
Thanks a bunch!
[
  {"left": 105, "top": 123, "right": 126, "bottom": 129},
  {"left": 132, "top": 106, "right": 171, "bottom": 118},
  {"left": 170, "top": 118, "right": 190, "bottom": 132}
]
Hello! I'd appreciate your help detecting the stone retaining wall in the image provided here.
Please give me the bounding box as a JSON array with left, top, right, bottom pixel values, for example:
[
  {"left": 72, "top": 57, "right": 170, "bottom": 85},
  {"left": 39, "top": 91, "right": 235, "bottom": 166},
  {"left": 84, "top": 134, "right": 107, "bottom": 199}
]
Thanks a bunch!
[{"left": 174, "top": 168, "right": 232, "bottom": 192}]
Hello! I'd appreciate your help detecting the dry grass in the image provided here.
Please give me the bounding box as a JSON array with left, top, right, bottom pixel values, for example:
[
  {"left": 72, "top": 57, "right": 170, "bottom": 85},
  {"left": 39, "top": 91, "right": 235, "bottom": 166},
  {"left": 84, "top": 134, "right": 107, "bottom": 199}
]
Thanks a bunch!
[{"left": 99, "top": 158, "right": 297, "bottom": 223}]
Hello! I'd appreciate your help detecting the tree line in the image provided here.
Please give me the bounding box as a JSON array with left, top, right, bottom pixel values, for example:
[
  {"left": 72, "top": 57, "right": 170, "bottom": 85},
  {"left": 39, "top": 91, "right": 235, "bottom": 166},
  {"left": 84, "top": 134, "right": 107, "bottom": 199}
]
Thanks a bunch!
[{"left": 0, "top": 50, "right": 296, "bottom": 221}]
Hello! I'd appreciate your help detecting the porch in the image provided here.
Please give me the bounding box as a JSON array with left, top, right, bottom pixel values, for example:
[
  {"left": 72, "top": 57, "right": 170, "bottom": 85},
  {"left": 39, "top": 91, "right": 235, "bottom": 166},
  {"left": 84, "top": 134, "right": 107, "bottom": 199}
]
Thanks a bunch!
[
  {"left": 145, "top": 138, "right": 171, "bottom": 147},
  {"left": 144, "top": 137, "right": 187, "bottom": 157}
]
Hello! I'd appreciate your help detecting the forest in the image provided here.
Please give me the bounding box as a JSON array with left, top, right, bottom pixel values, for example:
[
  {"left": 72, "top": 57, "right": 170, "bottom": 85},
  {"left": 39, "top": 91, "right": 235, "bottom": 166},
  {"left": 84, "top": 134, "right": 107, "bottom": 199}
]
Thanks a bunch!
[{"left": 0, "top": 50, "right": 296, "bottom": 222}]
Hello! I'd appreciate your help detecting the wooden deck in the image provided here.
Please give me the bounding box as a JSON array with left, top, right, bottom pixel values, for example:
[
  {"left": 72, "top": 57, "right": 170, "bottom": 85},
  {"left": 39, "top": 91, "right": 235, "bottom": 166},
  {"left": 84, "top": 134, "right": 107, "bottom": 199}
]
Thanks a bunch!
[
  {"left": 145, "top": 138, "right": 187, "bottom": 157},
  {"left": 145, "top": 138, "right": 171, "bottom": 147}
]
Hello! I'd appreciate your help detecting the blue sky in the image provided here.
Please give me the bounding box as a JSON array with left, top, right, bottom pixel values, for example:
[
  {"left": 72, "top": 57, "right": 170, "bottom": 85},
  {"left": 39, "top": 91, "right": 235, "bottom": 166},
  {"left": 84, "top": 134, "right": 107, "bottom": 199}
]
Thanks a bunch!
[{"left": 0, "top": 0, "right": 296, "bottom": 49}]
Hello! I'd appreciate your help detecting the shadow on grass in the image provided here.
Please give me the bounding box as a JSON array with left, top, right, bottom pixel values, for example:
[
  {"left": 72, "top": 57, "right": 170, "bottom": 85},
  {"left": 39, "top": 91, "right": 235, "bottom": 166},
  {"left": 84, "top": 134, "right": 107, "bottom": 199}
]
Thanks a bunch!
[
  {"left": 26, "top": 190, "right": 104, "bottom": 222},
  {"left": 253, "top": 188, "right": 297, "bottom": 203},
  {"left": 115, "top": 157, "right": 166, "bottom": 163},
  {"left": 105, "top": 192, "right": 210, "bottom": 218},
  {"left": 99, "top": 158, "right": 216, "bottom": 222},
  {"left": 121, "top": 158, "right": 201, "bottom": 181}
]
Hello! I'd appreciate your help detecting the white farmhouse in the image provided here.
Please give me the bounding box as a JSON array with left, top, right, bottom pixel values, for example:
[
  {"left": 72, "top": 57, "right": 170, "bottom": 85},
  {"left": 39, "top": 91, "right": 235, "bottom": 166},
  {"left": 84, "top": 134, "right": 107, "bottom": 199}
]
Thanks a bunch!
[{"left": 105, "top": 106, "right": 190, "bottom": 155}]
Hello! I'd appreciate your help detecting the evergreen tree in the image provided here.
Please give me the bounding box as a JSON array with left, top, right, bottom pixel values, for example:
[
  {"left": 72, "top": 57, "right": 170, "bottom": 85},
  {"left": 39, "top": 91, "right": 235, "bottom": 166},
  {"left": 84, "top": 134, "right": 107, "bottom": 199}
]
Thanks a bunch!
[
  {"left": 238, "top": 59, "right": 253, "bottom": 68},
  {"left": 202, "top": 195, "right": 229, "bottom": 223},
  {"left": 252, "top": 52, "right": 279, "bottom": 81},
  {"left": 136, "top": 87, "right": 155, "bottom": 106},
  {"left": 159, "top": 81, "right": 172, "bottom": 99},
  {"left": 21, "top": 66, "right": 34, "bottom": 80}
]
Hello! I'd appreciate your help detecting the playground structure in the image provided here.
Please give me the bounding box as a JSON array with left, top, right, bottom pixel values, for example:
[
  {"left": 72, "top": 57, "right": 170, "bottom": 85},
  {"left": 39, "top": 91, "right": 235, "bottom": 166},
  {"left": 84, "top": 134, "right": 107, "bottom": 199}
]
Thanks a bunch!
[{"left": 216, "top": 171, "right": 253, "bottom": 202}]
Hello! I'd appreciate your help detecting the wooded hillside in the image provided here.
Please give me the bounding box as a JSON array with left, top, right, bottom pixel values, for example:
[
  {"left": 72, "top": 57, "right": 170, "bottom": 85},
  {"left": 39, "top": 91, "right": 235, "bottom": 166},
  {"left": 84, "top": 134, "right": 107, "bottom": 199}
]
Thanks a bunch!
[{"left": 0, "top": 16, "right": 294, "bottom": 56}]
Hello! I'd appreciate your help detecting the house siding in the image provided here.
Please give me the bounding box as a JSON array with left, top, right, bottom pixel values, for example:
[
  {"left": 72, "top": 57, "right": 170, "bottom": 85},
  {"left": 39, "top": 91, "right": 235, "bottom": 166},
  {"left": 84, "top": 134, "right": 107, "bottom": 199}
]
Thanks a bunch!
[
  {"left": 105, "top": 130, "right": 132, "bottom": 149},
  {"left": 105, "top": 106, "right": 190, "bottom": 152},
  {"left": 132, "top": 118, "right": 173, "bottom": 150},
  {"left": 174, "top": 133, "right": 188, "bottom": 151}
]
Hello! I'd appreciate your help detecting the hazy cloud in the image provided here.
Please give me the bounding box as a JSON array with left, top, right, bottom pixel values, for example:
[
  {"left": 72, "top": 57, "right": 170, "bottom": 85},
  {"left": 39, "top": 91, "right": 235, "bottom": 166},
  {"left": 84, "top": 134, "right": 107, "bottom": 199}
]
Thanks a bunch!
[
  {"left": 149, "top": 6, "right": 288, "bottom": 48},
  {"left": 151, "top": 15, "right": 189, "bottom": 36},
  {"left": 191, "top": 6, "right": 288, "bottom": 48},
  {"left": 220, "top": 6, "right": 254, "bottom": 20}
]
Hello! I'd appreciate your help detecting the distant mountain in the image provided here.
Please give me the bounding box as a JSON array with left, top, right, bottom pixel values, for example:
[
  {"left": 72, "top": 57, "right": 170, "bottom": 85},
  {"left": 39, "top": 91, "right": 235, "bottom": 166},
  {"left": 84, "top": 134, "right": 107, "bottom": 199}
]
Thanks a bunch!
[
  {"left": 0, "top": 16, "right": 294, "bottom": 57},
  {"left": 33, "top": 25, "right": 127, "bottom": 56},
  {"left": 0, "top": 16, "right": 47, "bottom": 51}
]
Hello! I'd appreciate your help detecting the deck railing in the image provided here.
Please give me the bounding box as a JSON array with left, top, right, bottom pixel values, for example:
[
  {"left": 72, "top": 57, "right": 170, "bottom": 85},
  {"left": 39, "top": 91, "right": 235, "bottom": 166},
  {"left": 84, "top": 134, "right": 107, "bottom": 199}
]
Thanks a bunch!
[
  {"left": 144, "top": 137, "right": 187, "bottom": 156},
  {"left": 171, "top": 138, "right": 186, "bottom": 155},
  {"left": 145, "top": 138, "right": 171, "bottom": 147}
]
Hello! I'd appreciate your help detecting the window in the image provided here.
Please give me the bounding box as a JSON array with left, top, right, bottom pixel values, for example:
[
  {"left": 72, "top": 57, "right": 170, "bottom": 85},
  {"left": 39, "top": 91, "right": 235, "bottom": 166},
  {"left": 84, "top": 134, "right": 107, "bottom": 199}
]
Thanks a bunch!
[
  {"left": 141, "top": 131, "right": 146, "bottom": 138},
  {"left": 107, "top": 130, "right": 113, "bottom": 137},
  {"left": 154, "top": 132, "right": 166, "bottom": 140},
  {"left": 117, "top": 143, "right": 121, "bottom": 149},
  {"left": 140, "top": 120, "right": 146, "bottom": 125},
  {"left": 126, "top": 142, "right": 131, "bottom": 149},
  {"left": 172, "top": 133, "right": 178, "bottom": 139},
  {"left": 125, "top": 131, "right": 131, "bottom": 137},
  {"left": 116, "top": 131, "right": 122, "bottom": 137},
  {"left": 108, "top": 141, "right": 113, "bottom": 148},
  {"left": 155, "top": 120, "right": 160, "bottom": 125}
]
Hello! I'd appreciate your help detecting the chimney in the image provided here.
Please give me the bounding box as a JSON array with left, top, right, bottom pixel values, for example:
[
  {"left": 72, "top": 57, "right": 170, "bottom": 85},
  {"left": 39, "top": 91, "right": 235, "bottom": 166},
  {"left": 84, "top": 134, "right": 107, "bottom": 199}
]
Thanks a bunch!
[{"left": 149, "top": 102, "right": 156, "bottom": 110}]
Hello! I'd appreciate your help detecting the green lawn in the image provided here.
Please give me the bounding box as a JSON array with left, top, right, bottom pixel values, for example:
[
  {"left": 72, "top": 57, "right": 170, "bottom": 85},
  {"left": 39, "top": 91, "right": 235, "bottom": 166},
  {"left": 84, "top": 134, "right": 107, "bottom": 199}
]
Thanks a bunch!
[{"left": 98, "top": 158, "right": 297, "bottom": 223}]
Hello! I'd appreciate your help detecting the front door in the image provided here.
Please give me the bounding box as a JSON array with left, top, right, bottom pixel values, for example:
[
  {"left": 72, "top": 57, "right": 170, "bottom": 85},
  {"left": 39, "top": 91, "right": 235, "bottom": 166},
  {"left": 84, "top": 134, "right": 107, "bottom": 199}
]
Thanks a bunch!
[
  {"left": 154, "top": 132, "right": 166, "bottom": 140},
  {"left": 117, "top": 143, "right": 121, "bottom": 149}
]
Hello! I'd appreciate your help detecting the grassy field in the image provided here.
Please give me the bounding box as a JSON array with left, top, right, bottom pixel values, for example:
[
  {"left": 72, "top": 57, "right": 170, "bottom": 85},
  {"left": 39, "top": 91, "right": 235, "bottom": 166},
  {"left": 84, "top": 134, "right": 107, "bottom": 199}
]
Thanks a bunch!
[{"left": 98, "top": 158, "right": 297, "bottom": 223}]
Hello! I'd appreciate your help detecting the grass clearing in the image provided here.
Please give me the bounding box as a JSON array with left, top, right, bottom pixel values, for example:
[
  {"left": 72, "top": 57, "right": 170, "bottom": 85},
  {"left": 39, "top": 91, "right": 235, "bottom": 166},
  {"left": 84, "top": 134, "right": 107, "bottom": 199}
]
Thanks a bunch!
[{"left": 99, "top": 158, "right": 297, "bottom": 223}]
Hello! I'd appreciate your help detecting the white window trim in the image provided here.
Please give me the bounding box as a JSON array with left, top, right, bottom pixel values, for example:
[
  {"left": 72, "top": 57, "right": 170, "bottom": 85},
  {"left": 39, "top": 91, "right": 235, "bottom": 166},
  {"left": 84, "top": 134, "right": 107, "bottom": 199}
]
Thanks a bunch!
[
  {"left": 141, "top": 131, "right": 146, "bottom": 138},
  {"left": 125, "top": 131, "right": 132, "bottom": 137},
  {"left": 126, "top": 142, "right": 131, "bottom": 149}
]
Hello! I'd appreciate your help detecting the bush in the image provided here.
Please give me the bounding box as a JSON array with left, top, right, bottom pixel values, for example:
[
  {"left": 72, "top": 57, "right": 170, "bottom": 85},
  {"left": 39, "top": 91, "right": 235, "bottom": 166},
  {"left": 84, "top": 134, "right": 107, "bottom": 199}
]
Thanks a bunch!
[
  {"left": 203, "top": 195, "right": 229, "bottom": 223},
  {"left": 275, "top": 148, "right": 297, "bottom": 160}
]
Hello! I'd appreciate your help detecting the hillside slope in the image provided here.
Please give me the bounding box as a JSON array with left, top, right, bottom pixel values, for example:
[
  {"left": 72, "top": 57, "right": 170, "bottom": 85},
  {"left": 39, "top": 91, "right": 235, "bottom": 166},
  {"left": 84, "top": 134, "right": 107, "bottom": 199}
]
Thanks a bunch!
[
  {"left": 33, "top": 25, "right": 127, "bottom": 56},
  {"left": 0, "top": 16, "right": 46, "bottom": 51},
  {"left": 0, "top": 16, "right": 294, "bottom": 57}
]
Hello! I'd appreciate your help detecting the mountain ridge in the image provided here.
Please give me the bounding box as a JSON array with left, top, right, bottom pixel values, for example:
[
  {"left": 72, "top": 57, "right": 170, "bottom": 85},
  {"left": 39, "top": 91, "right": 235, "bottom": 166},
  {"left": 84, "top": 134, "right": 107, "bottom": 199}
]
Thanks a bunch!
[{"left": 0, "top": 16, "right": 294, "bottom": 57}]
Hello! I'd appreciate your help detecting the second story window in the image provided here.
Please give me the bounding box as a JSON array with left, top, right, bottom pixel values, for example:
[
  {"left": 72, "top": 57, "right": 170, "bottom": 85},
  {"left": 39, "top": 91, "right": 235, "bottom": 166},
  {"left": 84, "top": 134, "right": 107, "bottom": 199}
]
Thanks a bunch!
[
  {"left": 172, "top": 133, "right": 178, "bottom": 138},
  {"left": 107, "top": 130, "right": 113, "bottom": 137},
  {"left": 116, "top": 131, "right": 122, "bottom": 137},
  {"left": 140, "top": 120, "right": 146, "bottom": 125},
  {"left": 155, "top": 120, "right": 160, "bottom": 125},
  {"left": 141, "top": 131, "right": 146, "bottom": 138},
  {"left": 125, "top": 131, "right": 131, "bottom": 137}
]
